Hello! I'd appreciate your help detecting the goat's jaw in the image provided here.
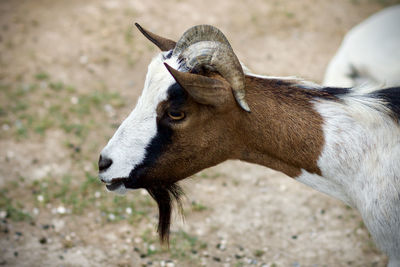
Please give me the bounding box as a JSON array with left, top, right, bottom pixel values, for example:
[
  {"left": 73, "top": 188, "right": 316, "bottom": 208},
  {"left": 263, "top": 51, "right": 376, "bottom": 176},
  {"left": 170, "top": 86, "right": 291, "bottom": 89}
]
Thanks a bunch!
[
  {"left": 106, "top": 183, "right": 127, "bottom": 195},
  {"left": 104, "top": 178, "right": 129, "bottom": 195},
  {"left": 103, "top": 170, "right": 148, "bottom": 194}
]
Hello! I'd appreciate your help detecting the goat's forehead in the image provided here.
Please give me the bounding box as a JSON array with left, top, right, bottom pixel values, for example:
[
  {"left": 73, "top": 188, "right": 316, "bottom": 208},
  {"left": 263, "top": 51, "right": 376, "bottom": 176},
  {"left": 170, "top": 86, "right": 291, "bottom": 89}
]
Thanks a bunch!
[{"left": 137, "top": 53, "right": 179, "bottom": 110}]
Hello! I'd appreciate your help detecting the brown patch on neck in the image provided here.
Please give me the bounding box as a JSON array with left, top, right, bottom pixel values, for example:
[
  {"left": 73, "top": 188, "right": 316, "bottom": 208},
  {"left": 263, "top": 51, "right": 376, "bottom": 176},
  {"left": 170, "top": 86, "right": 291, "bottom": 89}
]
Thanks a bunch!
[{"left": 236, "top": 75, "right": 325, "bottom": 177}]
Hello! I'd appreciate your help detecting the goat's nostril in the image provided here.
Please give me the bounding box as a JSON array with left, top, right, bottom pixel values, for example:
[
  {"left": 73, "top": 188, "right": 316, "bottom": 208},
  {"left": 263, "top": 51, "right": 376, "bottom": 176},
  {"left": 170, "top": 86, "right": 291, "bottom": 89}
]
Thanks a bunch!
[{"left": 98, "top": 155, "right": 113, "bottom": 172}]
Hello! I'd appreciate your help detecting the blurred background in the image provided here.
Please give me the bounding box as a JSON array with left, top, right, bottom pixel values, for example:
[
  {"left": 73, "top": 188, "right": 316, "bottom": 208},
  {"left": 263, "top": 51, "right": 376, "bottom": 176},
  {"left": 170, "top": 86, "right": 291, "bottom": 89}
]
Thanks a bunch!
[{"left": 1, "top": 0, "right": 399, "bottom": 266}]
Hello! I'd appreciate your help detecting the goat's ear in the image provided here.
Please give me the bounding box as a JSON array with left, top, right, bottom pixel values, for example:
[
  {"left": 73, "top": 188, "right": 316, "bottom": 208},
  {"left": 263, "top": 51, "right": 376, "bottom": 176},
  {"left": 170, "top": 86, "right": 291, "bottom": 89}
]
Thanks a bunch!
[
  {"left": 135, "top": 23, "right": 176, "bottom": 52},
  {"left": 164, "top": 63, "right": 231, "bottom": 107}
]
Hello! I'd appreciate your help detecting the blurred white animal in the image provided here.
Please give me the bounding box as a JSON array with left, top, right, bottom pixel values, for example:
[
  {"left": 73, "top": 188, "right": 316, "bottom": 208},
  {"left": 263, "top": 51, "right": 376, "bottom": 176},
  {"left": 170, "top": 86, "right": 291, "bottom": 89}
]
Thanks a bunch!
[{"left": 323, "top": 5, "right": 400, "bottom": 87}]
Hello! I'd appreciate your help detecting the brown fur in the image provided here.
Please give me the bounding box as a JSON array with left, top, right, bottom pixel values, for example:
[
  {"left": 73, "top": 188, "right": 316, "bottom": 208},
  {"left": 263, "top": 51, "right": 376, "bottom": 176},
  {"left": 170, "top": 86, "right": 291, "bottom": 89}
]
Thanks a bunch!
[{"left": 237, "top": 76, "right": 325, "bottom": 177}]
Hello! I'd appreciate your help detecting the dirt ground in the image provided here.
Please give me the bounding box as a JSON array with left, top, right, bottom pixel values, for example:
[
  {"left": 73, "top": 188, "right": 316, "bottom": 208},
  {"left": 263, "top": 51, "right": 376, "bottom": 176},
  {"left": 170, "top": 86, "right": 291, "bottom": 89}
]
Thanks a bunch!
[{"left": 1, "top": 0, "right": 399, "bottom": 266}]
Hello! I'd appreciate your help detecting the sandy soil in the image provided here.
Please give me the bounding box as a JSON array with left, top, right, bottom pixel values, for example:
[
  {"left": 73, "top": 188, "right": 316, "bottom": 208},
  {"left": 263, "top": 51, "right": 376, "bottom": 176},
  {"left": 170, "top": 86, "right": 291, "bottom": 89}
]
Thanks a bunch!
[{"left": 1, "top": 0, "right": 399, "bottom": 266}]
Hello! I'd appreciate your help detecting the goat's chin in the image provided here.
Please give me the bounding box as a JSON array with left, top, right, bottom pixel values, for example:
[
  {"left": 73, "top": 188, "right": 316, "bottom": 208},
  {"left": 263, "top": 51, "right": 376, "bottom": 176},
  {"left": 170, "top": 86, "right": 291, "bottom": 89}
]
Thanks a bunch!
[{"left": 106, "top": 181, "right": 128, "bottom": 195}]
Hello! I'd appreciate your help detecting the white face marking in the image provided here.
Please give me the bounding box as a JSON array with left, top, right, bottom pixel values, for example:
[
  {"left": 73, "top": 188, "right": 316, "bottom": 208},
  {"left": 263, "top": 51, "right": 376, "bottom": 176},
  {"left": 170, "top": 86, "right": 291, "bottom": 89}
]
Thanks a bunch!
[{"left": 99, "top": 52, "right": 179, "bottom": 193}]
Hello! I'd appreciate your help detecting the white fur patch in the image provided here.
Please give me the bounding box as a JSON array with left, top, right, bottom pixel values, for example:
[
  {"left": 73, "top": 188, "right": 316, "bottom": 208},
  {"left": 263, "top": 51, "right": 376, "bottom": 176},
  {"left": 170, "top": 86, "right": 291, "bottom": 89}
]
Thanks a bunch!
[
  {"left": 99, "top": 52, "right": 180, "bottom": 188},
  {"left": 297, "top": 96, "right": 400, "bottom": 259}
]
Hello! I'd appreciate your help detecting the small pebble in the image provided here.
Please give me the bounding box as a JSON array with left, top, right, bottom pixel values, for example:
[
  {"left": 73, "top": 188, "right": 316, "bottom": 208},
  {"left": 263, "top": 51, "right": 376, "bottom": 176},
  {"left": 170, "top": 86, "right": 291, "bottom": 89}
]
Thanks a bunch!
[
  {"left": 70, "top": 96, "right": 79, "bottom": 105},
  {"left": 216, "top": 240, "right": 227, "bottom": 251},
  {"left": 0, "top": 211, "right": 7, "bottom": 219},
  {"left": 57, "top": 206, "right": 66, "bottom": 214},
  {"left": 84, "top": 164, "right": 92, "bottom": 172},
  {"left": 126, "top": 207, "right": 132, "bottom": 215},
  {"left": 94, "top": 191, "right": 101, "bottom": 198},
  {"left": 248, "top": 259, "right": 258, "bottom": 265},
  {"left": 235, "top": 254, "right": 244, "bottom": 259},
  {"left": 212, "top": 256, "right": 221, "bottom": 262},
  {"left": 148, "top": 244, "right": 155, "bottom": 252},
  {"left": 37, "top": 195, "right": 44, "bottom": 202},
  {"left": 104, "top": 104, "right": 115, "bottom": 117},
  {"left": 79, "top": 55, "right": 88, "bottom": 65},
  {"left": 108, "top": 213, "right": 116, "bottom": 221},
  {"left": 32, "top": 208, "right": 39, "bottom": 215},
  {"left": 6, "top": 151, "right": 14, "bottom": 159}
]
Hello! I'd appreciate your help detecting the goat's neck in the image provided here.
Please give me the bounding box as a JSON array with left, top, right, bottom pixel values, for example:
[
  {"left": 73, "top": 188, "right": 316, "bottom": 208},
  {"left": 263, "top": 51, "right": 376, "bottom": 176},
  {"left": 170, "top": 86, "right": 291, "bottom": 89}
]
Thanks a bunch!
[{"left": 235, "top": 75, "right": 325, "bottom": 178}]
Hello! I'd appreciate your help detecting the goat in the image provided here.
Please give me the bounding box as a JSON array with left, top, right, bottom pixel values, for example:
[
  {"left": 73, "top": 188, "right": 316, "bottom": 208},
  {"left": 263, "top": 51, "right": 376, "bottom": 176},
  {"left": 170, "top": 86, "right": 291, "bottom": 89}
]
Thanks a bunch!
[
  {"left": 323, "top": 5, "right": 400, "bottom": 87},
  {"left": 98, "top": 24, "right": 400, "bottom": 266}
]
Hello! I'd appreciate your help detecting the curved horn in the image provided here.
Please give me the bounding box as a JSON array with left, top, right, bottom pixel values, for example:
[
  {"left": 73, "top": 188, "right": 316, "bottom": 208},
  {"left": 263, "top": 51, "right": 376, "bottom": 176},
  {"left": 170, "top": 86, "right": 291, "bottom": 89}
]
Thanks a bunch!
[
  {"left": 179, "top": 41, "right": 250, "bottom": 112},
  {"left": 164, "top": 63, "right": 230, "bottom": 106},
  {"left": 173, "top": 25, "right": 232, "bottom": 56},
  {"left": 135, "top": 23, "right": 176, "bottom": 51}
]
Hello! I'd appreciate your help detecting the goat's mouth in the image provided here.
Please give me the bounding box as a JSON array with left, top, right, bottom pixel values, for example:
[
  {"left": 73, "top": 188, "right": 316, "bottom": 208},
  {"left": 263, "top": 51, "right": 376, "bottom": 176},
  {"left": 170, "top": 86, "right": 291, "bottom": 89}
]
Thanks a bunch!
[{"left": 105, "top": 177, "right": 129, "bottom": 192}]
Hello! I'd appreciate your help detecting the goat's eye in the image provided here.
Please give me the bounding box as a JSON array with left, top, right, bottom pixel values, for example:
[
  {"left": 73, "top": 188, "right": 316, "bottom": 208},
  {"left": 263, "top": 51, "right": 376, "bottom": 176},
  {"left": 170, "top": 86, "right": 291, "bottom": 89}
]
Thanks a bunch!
[{"left": 167, "top": 110, "right": 185, "bottom": 121}]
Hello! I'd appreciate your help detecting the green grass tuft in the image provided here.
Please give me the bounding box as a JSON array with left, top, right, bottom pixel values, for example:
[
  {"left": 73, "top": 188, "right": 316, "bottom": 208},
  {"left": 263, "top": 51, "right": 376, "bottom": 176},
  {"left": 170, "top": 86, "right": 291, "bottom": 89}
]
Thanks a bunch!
[
  {"left": 0, "top": 189, "right": 32, "bottom": 222},
  {"left": 35, "top": 72, "right": 49, "bottom": 81}
]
